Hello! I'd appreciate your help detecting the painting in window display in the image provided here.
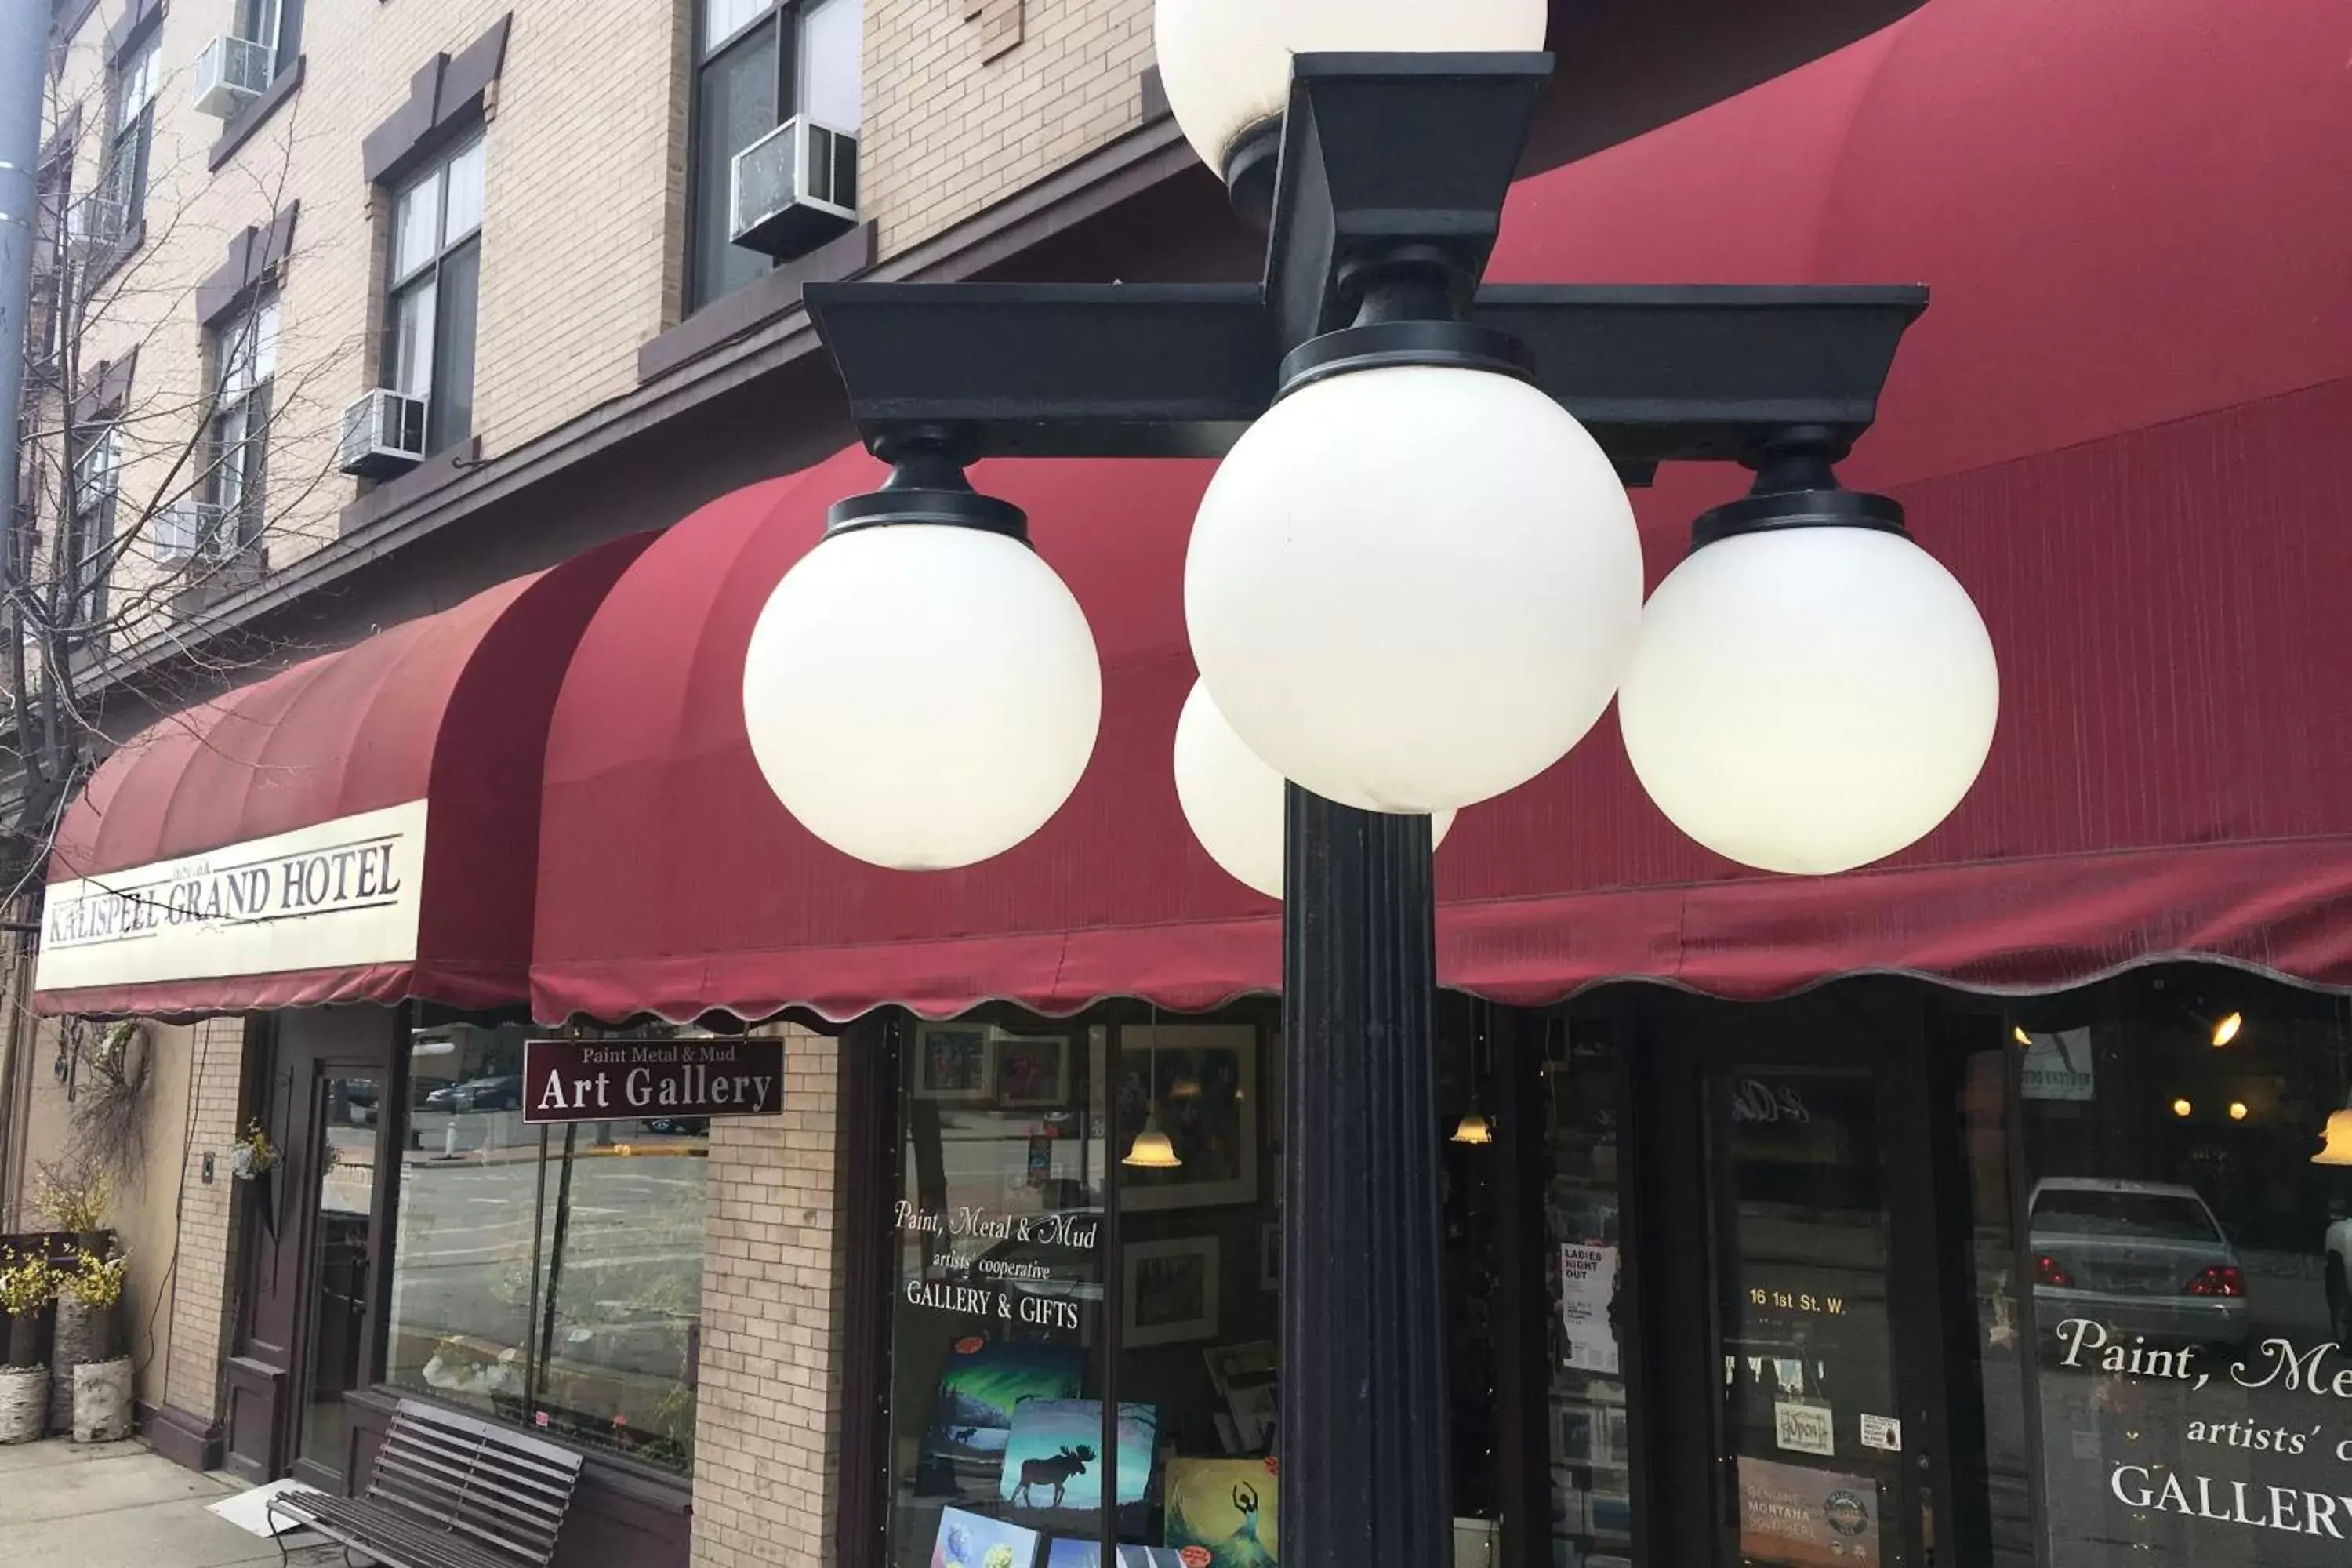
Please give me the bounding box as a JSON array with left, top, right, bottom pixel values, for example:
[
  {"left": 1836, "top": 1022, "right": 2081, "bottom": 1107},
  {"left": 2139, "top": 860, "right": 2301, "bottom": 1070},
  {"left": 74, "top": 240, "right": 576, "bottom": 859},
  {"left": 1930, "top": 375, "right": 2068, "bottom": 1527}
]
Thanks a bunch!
[
  {"left": 385, "top": 1020, "right": 712, "bottom": 1474},
  {"left": 2006, "top": 969, "right": 2352, "bottom": 1568},
  {"left": 894, "top": 1022, "right": 1110, "bottom": 1567}
]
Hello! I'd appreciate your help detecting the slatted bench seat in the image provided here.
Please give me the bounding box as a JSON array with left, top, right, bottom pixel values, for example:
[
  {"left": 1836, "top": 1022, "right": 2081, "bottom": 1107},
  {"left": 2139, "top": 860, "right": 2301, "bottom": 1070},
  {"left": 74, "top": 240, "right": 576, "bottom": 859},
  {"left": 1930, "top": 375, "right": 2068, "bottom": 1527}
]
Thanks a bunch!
[{"left": 266, "top": 1399, "right": 585, "bottom": 1568}]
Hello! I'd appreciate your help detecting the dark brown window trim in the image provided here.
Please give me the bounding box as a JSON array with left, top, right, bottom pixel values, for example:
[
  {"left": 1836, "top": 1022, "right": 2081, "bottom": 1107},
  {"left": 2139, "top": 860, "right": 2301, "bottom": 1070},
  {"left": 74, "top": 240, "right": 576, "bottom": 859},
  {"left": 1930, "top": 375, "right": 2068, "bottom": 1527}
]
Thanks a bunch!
[
  {"left": 57, "top": 0, "right": 104, "bottom": 47},
  {"left": 361, "top": 13, "right": 511, "bottom": 187},
  {"left": 72, "top": 347, "right": 136, "bottom": 426},
  {"left": 103, "top": 0, "right": 165, "bottom": 65},
  {"left": 39, "top": 107, "right": 82, "bottom": 172},
  {"left": 79, "top": 217, "right": 147, "bottom": 298},
  {"left": 196, "top": 201, "right": 299, "bottom": 327},
  {"left": 208, "top": 56, "right": 305, "bottom": 172},
  {"left": 637, "top": 221, "right": 877, "bottom": 384}
]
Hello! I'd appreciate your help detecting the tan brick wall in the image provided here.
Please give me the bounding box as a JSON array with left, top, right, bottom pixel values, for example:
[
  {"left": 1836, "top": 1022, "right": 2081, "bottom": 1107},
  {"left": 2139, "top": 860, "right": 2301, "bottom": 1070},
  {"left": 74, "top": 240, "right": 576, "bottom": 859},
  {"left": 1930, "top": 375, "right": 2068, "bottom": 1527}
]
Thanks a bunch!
[
  {"left": 862, "top": 0, "right": 1156, "bottom": 258},
  {"left": 42, "top": 0, "right": 686, "bottom": 611},
  {"left": 162, "top": 1015, "right": 248, "bottom": 1421},
  {"left": 690, "top": 1026, "right": 850, "bottom": 1568}
]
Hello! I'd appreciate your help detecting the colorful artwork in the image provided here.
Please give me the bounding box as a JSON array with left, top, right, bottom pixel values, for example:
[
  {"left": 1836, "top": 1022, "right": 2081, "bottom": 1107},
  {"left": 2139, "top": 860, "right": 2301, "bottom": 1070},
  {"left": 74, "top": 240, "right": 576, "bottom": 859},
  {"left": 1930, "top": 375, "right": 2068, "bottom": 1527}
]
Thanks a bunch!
[
  {"left": 922, "top": 1339, "right": 1085, "bottom": 1495},
  {"left": 1165, "top": 1457, "right": 1279, "bottom": 1568},
  {"left": 931, "top": 1507, "right": 1043, "bottom": 1568},
  {"left": 1000, "top": 1399, "right": 1160, "bottom": 1510},
  {"left": 916, "top": 1025, "right": 994, "bottom": 1101},
  {"left": 997, "top": 1035, "right": 1071, "bottom": 1107}
]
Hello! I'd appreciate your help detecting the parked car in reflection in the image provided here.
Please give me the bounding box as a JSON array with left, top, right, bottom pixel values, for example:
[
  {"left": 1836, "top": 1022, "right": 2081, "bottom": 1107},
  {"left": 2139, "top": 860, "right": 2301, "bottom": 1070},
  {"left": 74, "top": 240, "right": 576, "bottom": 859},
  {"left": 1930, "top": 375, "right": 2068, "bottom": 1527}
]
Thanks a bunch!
[
  {"left": 641, "top": 1117, "right": 710, "bottom": 1135},
  {"left": 2030, "top": 1178, "right": 2248, "bottom": 1352},
  {"left": 423, "top": 1075, "right": 524, "bottom": 1113}
]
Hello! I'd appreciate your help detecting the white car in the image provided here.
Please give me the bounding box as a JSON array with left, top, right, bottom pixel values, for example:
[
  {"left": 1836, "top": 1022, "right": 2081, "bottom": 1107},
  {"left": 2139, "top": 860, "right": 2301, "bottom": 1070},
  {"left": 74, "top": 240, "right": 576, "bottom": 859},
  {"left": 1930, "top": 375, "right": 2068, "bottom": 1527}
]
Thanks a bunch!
[{"left": 2029, "top": 1178, "right": 2249, "bottom": 1351}]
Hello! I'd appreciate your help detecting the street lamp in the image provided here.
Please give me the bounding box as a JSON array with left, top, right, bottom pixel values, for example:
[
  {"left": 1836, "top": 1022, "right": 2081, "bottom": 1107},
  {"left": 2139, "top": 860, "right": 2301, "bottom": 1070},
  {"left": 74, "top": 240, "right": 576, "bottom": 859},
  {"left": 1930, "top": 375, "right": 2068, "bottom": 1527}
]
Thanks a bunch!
[
  {"left": 1174, "top": 678, "right": 1456, "bottom": 899},
  {"left": 754, "top": 16, "right": 1991, "bottom": 1566}
]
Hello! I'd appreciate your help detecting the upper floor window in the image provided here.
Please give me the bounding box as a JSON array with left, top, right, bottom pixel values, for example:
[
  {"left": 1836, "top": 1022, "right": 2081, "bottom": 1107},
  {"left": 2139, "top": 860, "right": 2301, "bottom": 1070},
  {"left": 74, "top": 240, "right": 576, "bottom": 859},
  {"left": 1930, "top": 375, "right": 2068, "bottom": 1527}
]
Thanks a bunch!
[
  {"left": 65, "top": 424, "right": 121, "bottom": 634},
  {"left": 385, "top": 136, "right": 485, "bottom": 457},
  {"left": 690, "top": 0, "right": 865, "bottom": 310},
  {"left": 241, "top": 0, "right": 306, "bottom": 76},
  {"left": 201, "top": 292, "right": 278, "bottom": 562},
  {"left": 95, "top": 32, "right": 161, "bottom": 254}
]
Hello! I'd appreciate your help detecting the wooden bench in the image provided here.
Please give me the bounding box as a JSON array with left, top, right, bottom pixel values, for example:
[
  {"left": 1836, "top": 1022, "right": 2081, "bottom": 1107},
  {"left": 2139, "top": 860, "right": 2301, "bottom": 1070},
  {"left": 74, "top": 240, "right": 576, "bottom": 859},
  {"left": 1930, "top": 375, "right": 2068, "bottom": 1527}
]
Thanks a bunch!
[{"left": 267, "top": 1399, "right": 585, "bottom": 1568}]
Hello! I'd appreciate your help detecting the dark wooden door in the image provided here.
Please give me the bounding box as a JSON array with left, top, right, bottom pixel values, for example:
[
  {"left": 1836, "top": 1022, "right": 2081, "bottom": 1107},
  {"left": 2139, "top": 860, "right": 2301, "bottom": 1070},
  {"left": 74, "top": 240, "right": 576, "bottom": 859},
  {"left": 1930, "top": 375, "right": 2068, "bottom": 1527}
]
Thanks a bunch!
[
  {"left": 1628, "top": 985, "right": 1991, "bottom": 1568},
  {"left": 224, "top": 1006, "right": 397, "bottom": 1485}
]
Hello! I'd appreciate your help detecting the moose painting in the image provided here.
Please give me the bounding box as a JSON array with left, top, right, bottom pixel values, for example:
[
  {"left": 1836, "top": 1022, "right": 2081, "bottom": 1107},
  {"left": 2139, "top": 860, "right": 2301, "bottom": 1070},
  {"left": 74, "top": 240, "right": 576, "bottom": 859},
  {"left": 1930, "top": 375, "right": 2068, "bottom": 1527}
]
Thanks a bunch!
[
  {"left": 1000, "top": 1399, "right": 1161, "bottom": 1511},
  {"left": 1012, "top": 1443, "right": 1096, "bottom": 1508}
]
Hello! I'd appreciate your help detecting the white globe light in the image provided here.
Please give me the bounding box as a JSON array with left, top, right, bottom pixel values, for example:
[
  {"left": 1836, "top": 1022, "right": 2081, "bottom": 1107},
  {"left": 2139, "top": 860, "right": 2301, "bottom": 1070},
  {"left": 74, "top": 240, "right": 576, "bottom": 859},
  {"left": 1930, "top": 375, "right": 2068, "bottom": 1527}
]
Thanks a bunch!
[
  {"left": 743, "top": 524, "right": 1102, "bottom": 870},
  {"left": 1154, "top": 0, "right": 1549, "bottom": 177},
  {"left": 1185, "top": 365, "right": 1645, "bottom": 815},
  {"left": 1173, "top": 678, "right": 1455, "bottom": 898},
  {"left": 1618, "top": 527, "right": 1998, "bottom": 876}
]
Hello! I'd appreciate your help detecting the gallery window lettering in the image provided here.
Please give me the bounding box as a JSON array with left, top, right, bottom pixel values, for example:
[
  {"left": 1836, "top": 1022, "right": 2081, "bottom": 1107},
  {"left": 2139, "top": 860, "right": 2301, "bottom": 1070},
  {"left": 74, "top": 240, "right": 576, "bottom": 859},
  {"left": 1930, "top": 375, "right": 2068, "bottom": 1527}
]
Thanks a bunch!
[
  {"left": 384, "top": 1019, "right": 711, "bottom": 1475},
  {"left": 690, "top": 0, "right": 865, "bottom": 307},
  {"left": 1996, "top": 969, "right": 2352, "bottom": 1567},
  {"left": 383, "top": 136, "right": 485, "bottom": 456}
]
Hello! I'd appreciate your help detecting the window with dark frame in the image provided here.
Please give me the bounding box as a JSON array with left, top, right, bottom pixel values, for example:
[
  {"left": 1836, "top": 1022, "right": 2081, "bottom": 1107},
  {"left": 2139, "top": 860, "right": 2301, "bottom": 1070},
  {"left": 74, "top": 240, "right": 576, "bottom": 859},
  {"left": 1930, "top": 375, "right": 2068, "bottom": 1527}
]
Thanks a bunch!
[
  {"left": 240, "top": 0, "right": 306, "bottom": 76},
  {"left": 201, "top": 291, "right": 278, "bottom": 564},
  {"left": 93, "top": 31, "right": 160, "bottom": 260},
  {"left": 383, "top": 136, "right": 485, "bottom": 458},
  {"left": 64, "top": 423, "right": 120, "bottom": 637},
  {"left": 689, "top": 0, "right": 865, "bottom": 310}
]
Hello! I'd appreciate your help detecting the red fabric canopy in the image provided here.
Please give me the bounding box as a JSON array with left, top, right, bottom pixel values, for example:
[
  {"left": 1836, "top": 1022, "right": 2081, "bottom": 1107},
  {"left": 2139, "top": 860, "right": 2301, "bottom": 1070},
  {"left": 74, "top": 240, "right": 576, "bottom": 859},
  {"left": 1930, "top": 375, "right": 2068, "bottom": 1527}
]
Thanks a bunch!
[
  {"left": 532, "top": 0, "right": 2352, "bottom": 1023},
  {"left": 37, "top": 535, "right": 649, "bottom": 1018}
]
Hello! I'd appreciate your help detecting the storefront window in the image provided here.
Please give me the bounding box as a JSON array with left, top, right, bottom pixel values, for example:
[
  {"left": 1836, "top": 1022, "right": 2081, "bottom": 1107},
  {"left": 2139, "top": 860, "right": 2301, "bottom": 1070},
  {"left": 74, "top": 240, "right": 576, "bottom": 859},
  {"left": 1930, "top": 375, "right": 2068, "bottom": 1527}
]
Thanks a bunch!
[
  {"left": 887, "top": 1000, "right": 1535, "bottom": 1567},
  {"left": 2004, "top": 968, "right": 2352, "bottom": 1566},
  {"left": 385, "top": 1020, "right": 712, "bottom": 1474},
  {"left": 1542, "top": 1015, "right": 1634, "bottom": 1568},
  {"left": 891, "top": 1017, "right": 1110, "bottom": 1565}
]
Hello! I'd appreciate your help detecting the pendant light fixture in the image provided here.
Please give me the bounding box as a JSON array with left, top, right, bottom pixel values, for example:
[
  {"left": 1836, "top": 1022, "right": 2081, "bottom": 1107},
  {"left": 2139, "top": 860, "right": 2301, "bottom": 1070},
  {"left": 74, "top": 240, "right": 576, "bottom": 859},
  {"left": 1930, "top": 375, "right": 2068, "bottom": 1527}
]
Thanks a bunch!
[
  {"left": 1123, "top": 1009, "right": 1183, "bottom": 1169},
  {"left": 2313, "top": 1109, "right": 2352, "bottom": 1167},
  {"left": 1453, "top": 1002, "right": 1495, "bottom": 1145},
  {"left": 2211, "top": 1011, "right": 2244, "bottom": 1047}
]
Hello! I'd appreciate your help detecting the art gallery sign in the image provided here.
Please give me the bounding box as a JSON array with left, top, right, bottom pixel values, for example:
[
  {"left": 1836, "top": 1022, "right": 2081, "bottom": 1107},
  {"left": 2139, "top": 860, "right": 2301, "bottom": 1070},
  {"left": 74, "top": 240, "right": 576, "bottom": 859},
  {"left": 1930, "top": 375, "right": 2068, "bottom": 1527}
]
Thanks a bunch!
[
  {"left": 32, "top": 800, "right": 429, "bottom": 993},
  {"left": 522, "top": 1035, "right": 787, "bottom": 1123}
]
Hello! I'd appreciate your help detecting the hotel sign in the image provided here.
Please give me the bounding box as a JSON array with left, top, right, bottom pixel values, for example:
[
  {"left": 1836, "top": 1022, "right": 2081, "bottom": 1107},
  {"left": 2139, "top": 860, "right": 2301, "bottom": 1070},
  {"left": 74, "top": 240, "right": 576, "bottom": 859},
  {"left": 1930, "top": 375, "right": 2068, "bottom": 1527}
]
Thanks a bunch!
[
  {"left": 34, "top": 800, "right": 429, "bottom": 994},
  {"left": 523, "top": 1036, "right": 786, "bottom": 1124}
]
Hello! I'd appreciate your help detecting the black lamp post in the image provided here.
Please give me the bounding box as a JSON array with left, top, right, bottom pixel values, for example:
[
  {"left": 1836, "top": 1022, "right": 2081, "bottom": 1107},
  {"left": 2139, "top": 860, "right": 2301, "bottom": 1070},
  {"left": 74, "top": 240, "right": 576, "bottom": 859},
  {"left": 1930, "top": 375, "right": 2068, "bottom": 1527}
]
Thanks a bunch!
[{"left": 750, "top": 37, "right": 1989, "bottom": 1568}]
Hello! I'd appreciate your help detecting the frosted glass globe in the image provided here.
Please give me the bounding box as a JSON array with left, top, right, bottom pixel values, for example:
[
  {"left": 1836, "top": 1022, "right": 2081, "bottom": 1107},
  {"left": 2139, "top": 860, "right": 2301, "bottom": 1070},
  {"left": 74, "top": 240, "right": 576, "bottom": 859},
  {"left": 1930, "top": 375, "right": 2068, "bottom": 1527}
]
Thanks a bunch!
[
  {"left": 1185, "top": 365, "right": 1644, "bottom": 815},
  {"left": 1173, "top": 679, "right": 1454, "bottom": 898},
  {"left": 1618, "top": 527, "right": 1998, "bottom": 875},
  {"left": 742, "top": 524, "right": 1102, "bottom": 869},
  {"left": 1154, "top": 0, "right": 1549, "bottom": 176}
]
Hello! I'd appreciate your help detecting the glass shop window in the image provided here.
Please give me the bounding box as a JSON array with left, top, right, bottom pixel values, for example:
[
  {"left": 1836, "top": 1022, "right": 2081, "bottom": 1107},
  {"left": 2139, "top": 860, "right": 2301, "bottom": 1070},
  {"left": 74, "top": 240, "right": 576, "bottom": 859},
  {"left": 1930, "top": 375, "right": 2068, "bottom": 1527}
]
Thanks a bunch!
[
  {"left": 887, "top": 999, "right": 1544, "bottom": 1568},
  {"left": 891, "top": 1015, "right": 1110, "bottom": 1566},
  {"left": 1998, "top": 967, "right": 2352, "bottom": 1568},
  {"left": 383, "top": 1019, "right": 712, "bottom": 1475},
  {"left": 1540, "top": 1014, "right": 1636, "bottom": 1568}
]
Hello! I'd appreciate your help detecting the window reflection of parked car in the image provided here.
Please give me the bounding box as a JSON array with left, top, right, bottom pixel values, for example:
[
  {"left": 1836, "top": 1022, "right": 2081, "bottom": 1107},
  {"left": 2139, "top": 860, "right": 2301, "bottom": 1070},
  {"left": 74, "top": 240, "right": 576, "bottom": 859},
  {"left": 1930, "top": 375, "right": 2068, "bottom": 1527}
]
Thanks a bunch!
[
  {"left": 2326, "top": 1216, "right": 2352, "bottom": 1349},
  {"left": 642, "top": 1117, "right": 710, "bottom": 1135},
  {"left": 343, "top": 1081, "right": 379, "bottom": 1126},
  {"left": 2030, "top": 1178, "right": 2248, "bottom": 1353},
  {"left": 441, "top": 1075, "right": 523, "bottom": 1112}
]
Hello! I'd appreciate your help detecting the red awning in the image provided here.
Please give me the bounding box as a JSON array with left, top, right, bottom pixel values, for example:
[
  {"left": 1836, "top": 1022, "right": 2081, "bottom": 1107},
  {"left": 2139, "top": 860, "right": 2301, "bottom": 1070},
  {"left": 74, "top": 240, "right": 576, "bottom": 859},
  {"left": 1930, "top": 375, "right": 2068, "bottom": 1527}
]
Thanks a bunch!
[
  {"left": 34, "top": 535, "right": 650, "bottom": 1018},
  {"left": 532, "top": 0, "right": 2352, "bottom": 1022}
]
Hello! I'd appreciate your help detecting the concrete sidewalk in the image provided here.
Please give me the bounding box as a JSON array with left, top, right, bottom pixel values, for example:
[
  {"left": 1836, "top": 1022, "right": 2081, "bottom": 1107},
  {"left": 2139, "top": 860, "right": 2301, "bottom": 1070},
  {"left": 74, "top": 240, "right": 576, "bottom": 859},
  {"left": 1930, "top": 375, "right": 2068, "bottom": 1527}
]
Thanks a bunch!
[{"left": 0, "top": 1436, "right": 340, "bottom": 1567}]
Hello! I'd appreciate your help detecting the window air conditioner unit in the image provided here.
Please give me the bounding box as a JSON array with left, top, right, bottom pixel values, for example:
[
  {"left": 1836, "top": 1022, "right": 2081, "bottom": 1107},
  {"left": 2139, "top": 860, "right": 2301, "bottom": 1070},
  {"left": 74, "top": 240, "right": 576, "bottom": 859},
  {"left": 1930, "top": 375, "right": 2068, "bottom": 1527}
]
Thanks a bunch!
[
  {"left": 152, "top": 500, "right": 223, "bottom": 561},
  {"left": 339, "top": 388, "right": 428, "bottom": 478},
  {"left": 192, "top": 35, "right": 274, "bottom": 118},
  {"left": 729, "top": 116, "right": 858, "bottom": 257},
  {"left": 66, "top": 193, "right": 125, "bottom": 259}
]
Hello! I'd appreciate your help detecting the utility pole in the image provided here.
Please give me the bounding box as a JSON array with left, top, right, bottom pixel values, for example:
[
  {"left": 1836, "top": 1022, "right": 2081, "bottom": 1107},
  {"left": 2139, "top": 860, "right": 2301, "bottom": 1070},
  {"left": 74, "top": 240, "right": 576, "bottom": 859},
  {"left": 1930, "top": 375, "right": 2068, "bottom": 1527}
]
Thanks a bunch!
[
  {"left": 0, "top": 0, "right": 43, "bottom": 535},
  {"left": 0, "top": 0, "right": 42, "bottom": 1227}
]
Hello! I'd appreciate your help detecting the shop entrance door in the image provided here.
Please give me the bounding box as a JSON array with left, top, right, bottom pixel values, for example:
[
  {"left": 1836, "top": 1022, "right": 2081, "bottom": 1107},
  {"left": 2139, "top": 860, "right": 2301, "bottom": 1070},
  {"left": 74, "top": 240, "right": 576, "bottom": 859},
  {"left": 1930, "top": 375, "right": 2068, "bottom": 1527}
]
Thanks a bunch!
[{"left": 1632, "top": 989, "right": 1991, "bottom": 1568}]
